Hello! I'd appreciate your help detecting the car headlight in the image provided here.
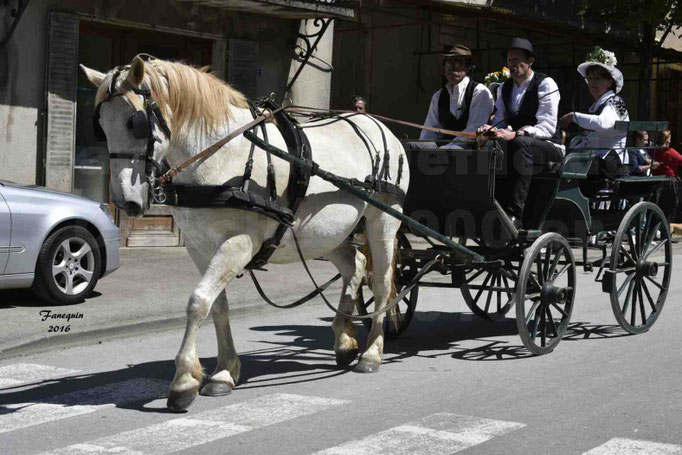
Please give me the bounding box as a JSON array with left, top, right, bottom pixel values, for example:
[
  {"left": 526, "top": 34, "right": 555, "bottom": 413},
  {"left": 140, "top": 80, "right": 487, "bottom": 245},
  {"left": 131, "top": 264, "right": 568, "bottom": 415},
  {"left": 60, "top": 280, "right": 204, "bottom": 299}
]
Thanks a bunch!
[{"left": 99, "top": 203, "right": 115, "bottom": 223}]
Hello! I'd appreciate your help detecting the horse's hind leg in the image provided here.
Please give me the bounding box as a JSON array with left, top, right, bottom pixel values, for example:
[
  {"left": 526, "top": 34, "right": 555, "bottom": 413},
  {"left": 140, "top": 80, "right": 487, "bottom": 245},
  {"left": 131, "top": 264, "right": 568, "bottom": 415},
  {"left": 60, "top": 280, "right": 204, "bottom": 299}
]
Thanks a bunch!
[
  {"left": 327, "top": 241, "right": 366, "bottom": 367},
  {"left": 168, "top": 234, "right": 253, "bottom": 411},
  {"left": 355, "top": 204, "right": 401, "bottom": 373},
  {"left": 200, "top": 290, "right": 241, "bottom": 397}
]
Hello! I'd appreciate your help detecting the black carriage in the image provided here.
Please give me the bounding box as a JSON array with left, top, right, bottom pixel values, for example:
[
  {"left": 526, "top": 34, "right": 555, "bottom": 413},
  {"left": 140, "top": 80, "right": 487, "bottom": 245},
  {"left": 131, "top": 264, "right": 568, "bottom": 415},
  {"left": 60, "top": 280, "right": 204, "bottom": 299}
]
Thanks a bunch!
[{"left": 355, "top": 121, "right": 674, "bottom": 355}]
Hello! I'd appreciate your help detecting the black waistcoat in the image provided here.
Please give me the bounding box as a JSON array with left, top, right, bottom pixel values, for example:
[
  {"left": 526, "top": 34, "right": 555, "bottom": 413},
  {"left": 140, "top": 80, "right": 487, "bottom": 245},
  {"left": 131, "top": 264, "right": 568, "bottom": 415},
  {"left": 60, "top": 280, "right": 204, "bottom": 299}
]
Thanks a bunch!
[
  {"left": 501, "top": 73, "right": 561, "bottom": 143},
  {"left": 437, "top": 78, "right": 478, "bottom": 137}
]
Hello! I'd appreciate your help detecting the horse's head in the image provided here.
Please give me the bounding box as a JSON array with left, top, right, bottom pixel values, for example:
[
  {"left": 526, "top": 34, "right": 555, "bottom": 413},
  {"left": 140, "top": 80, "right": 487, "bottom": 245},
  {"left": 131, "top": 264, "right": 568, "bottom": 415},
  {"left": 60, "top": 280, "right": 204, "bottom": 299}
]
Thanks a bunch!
[{"left": 81, "top": 56, "right": 170, "bottom": 217}]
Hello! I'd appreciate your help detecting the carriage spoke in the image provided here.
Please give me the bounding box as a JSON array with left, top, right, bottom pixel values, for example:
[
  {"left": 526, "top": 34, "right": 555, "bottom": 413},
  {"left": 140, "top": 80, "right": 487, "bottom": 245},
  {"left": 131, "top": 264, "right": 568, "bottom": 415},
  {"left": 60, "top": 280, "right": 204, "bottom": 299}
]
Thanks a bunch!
[
  {"left": 553, "top": 263, "right": 571, "bottom": 281},
  {"left": 637, "top": 281, "right": 647, "bottom": 326},
  {"left": 619, "top": 245, "right": 637, "bottom": 267},
  {"left": 466, "top": 269, "right": 486, "bottom": 284},
  {"left": 641, "top": 279, "right": 657, "bottom": 312},
  {"left": 543, "top": 244, "right": 553, "bottom": 281},
  {"left": 630, "top": 279, "right": 639, "bottom": 326},
  {"left": 473, "top": 273, "right": 493, "bottom": 304},
  {"left": 484, "top": 278, "right": 495, "bottom": 313},
  {"left": 540, "top": 305, "right": 547, "bottom": 347},
  {"left": 496, "top": 274, "right": 502, "bottom": 311},
  {"left": 528, "top": 272, "right": 543, "bottom": 293},
  {"left": 642, "top": 219, "right": 661, "bottom": 257},
  {"left": 525, "top": 301, "right": 541, "bottom": 325},
  {"left": 550, "top": 302, "right": 569, "bottom": 318},
  {"left": 635, "top": 211, "right": 644, "bottom": 257},
  {"left": 547, "top": 249, "right": 563, "bottom": 280},
  {"left": 545, "top": 305, "right": 559, "bottom": 337},
  {"left": 621, "top": 277, "right": 636, "bottom": 315},
  {"left": 530, "top": 305, "right": 542, "bottom": 341},
  {"left": 617, "top": 273, "right": 635, "bottom": 298},
  {"left": 643, "top": 275, "right": 665, "bottom": 291},
  {"left": 502, "top": 275, "right": 513, "bottom": 302},
  {"left": 626, "top": 230, "right": 639, "bottom": 260},
  {"left": 535, "top": 256, "right": 545, "bottom": 285},
  {"left": 643, "top": 238, "right": 668, "bottom": 260}
]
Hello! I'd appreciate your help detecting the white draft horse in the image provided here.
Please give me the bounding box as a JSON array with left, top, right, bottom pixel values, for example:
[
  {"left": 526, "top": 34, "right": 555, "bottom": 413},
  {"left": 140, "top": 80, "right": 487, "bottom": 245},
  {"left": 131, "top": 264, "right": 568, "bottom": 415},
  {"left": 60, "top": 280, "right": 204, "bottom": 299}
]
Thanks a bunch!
[{"left": 81, "top": 56, "right": 409, "bottom": 411}]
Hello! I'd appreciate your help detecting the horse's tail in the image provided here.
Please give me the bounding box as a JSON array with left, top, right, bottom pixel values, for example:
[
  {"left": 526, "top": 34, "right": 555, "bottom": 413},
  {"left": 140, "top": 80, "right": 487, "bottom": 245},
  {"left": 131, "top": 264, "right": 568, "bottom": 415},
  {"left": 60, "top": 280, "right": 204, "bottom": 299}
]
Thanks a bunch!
[{"left": 360, "top": 232, "right": 399, "bottom": 305}]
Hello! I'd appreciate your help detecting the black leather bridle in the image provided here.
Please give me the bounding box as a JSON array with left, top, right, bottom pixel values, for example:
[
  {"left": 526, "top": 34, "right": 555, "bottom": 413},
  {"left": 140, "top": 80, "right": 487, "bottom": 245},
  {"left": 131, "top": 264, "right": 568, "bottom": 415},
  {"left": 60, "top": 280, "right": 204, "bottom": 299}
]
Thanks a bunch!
[{"left": 93, "top": 64, "right": 172, "bottom": 203}]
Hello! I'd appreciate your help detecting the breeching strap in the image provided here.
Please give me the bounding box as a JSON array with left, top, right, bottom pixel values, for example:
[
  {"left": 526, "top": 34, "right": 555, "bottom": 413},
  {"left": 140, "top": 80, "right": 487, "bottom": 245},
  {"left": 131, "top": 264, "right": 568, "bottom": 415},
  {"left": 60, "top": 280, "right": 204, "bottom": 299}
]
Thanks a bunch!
[{"left": 157, "top": 104, "right": 287, "bottom": 185}]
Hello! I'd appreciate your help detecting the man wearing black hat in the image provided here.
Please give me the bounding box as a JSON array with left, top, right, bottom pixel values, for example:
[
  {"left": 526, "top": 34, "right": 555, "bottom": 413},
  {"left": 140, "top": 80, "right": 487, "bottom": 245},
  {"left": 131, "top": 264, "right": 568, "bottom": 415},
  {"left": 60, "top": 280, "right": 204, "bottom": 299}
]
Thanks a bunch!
[
  {"left": 479, "top": 38, "right": 564, "bottom": 228},
  {"left": 417, "top": 44, "right": 494, "bottom": 149}
]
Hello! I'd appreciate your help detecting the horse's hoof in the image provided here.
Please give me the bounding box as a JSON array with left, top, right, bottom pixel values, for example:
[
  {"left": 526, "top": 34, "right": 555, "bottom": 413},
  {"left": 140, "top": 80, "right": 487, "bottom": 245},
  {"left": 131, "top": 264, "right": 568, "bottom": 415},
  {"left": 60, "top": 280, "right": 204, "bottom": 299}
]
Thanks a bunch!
[
  {"left": 167, "top": 389, "right": 198, "bottom": 412},
  {"left": 335, "top": 348, "right": 359, "bottom": 367},
  {"left": 200, "top": 381, "right": 233, "bottom": 397},
  {"left": 353, "top": 358, "right": 381, "bottom": 373}
]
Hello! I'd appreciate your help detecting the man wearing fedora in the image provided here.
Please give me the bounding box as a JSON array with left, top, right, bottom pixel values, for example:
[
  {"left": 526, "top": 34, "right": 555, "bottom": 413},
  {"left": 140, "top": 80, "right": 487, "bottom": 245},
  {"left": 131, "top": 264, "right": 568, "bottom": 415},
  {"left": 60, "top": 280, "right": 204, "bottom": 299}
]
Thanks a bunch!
[
  {"left": 416, "top": 44, "right": 494, "bottom": 149},
  {"left": 479, "top": 38, "right": 564, "bottom": 228}
]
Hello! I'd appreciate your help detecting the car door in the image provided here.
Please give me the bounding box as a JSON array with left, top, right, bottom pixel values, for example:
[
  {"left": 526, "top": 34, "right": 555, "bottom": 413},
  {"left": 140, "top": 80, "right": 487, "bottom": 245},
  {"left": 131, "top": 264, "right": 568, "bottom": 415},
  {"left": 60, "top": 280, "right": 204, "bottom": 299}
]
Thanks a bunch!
[{"left": 0, "top": 187, "right": 10, "bottom": 275}]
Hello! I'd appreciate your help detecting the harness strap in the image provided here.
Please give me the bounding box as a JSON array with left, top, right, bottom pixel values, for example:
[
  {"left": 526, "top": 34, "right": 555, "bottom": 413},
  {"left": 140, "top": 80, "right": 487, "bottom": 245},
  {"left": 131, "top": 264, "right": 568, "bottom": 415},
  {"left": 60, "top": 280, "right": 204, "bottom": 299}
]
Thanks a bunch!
[{"left": 158, "top": 105, "right": 286, "bottom": 185}]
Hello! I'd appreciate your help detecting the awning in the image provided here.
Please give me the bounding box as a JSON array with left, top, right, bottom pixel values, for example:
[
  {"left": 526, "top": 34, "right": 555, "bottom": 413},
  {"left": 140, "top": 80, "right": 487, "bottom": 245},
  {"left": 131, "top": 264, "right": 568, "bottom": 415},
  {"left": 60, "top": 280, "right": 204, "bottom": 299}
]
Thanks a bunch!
[{"left": 174, "top": 0, "right": 359, "bottom": 18}]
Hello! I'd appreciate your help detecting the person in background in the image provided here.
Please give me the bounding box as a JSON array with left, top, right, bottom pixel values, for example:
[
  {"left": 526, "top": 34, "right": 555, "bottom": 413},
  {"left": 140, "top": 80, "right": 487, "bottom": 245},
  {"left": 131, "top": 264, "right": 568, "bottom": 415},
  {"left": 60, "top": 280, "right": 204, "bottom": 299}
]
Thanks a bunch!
[
  {"left": 652, "top": 129, "right": 682, "bottom": 229},
  {"left": 417, "top": 44, "right": 494, "bottom": 150},
  {"left": 352, "top": 96, "right": 366, "bottom": 113},
  {"left": 629, "top": 130, "right": 657, "bottom": 176}
]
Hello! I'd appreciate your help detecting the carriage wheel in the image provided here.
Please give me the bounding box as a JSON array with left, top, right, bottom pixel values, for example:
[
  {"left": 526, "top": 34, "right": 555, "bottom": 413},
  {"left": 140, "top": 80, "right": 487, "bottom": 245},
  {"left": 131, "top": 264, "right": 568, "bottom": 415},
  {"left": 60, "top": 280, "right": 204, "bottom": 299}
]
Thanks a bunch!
[
  {"left": 459, "top": 262, "right": 518, "bottom": 321},
  {"left": 607, "top": 202, "right": 672, "bottom": 334},
  {"left": 356, "top": 232, "right": 419, "bottom": 339},
  {"left": 516, "top": 233, "right": 576, "bottom": 355}
]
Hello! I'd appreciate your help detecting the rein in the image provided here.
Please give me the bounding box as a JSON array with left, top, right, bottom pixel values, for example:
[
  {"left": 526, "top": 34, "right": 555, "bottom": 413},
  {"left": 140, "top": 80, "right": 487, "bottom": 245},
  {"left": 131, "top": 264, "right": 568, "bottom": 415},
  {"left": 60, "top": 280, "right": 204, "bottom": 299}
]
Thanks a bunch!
[{"left": 287, "top": 105, "right": 479, "bottom": 140}]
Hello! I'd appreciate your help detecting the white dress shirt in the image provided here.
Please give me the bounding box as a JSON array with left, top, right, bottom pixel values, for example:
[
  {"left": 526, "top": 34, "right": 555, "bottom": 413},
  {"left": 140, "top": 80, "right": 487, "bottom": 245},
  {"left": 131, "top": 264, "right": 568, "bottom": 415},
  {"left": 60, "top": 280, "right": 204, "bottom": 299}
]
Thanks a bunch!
[
  {"left": 420, "top": 76, "right": 494, "bottom": 142},
  {"left": 572, "top": 90, "right": 629, "bottom": 164},
  {"left": 492, "top": 71, "right": 562, "bottom": 149}
]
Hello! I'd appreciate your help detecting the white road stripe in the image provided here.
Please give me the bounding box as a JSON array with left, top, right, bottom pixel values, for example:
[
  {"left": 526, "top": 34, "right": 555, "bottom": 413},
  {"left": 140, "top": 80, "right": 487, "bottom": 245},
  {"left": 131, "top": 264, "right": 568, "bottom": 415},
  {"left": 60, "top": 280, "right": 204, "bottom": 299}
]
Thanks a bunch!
[
  {"left": 584, "top": 438, "right": 682, "bottom": 454},
  {"left": 0, "top": 378, "right": 167, "bottom": 435},
  {"left": 315, "top": 412, "right": 525, "bottom": 455},
  {"left": 0, "top": 363, "right": 79, "bottom": 388},
  {"left": 42, "top": 393, "right": 349, "bottom": 455}
]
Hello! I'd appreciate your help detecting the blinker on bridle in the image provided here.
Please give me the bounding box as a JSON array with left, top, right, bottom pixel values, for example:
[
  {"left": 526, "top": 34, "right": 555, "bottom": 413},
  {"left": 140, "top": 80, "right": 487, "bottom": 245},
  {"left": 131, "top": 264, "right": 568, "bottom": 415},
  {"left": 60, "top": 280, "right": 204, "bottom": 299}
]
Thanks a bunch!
[{"left": 93, "top": 63, "right": 172, "bottom": 203}]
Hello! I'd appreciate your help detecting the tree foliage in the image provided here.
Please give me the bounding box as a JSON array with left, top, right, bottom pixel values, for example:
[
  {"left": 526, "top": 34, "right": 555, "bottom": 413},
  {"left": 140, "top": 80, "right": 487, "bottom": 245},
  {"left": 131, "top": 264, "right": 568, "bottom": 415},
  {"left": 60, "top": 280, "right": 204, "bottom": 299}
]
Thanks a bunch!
[{"left": 579, "top": 0, "right": 682, "bottom": 46}]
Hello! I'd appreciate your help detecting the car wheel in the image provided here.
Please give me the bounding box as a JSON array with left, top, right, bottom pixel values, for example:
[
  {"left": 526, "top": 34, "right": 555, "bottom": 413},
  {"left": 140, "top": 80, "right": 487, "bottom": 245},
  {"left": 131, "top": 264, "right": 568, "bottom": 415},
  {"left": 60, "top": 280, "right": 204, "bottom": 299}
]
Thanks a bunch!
[{"left": 32, "top": 225, "right": 101, "bottom": 304}]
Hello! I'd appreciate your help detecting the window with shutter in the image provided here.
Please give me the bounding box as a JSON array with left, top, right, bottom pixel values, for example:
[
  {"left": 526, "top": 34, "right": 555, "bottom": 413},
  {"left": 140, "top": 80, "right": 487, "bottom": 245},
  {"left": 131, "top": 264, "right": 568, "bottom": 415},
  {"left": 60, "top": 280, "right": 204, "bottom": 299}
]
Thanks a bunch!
[{"left": 45, "top": 12, "right": 79, "bottom": 193}]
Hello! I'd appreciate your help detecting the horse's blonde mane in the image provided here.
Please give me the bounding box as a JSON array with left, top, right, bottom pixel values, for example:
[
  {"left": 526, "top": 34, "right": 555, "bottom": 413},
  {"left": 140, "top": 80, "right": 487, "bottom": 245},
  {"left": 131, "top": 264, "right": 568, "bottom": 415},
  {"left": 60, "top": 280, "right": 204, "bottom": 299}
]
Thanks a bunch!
[{"left": 97, "top": 59, "right": 249, "bottom": 139}]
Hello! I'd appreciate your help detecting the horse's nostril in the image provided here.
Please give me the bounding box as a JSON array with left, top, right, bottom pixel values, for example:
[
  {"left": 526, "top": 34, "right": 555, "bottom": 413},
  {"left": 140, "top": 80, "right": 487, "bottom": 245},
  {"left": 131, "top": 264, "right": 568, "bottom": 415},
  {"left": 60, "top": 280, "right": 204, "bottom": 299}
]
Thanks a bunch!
[{"left": 124, "top": 202, "right": 142, "bottom": 217}]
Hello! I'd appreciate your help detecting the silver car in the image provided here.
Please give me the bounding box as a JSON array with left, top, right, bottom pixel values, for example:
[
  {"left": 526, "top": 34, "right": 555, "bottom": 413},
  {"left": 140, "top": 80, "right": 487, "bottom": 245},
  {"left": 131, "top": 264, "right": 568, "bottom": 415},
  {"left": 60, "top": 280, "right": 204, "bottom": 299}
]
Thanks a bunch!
[{"left": 0, "top": 180, "right": 120, "bottom": 304}]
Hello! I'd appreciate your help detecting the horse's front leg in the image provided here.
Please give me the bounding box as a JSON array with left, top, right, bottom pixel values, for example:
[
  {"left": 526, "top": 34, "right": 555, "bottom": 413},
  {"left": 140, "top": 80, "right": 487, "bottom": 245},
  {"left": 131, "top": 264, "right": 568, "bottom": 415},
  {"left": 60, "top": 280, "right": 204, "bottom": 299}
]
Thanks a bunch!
[
  {"left": 168, "top": 234, "right": 253, "bottom": 411},
  {"left": 327, "top": 241, "right": 366, "bottom": 367},
  {"left": 201, "top": 290, "right": 241, "bottom": 397}
]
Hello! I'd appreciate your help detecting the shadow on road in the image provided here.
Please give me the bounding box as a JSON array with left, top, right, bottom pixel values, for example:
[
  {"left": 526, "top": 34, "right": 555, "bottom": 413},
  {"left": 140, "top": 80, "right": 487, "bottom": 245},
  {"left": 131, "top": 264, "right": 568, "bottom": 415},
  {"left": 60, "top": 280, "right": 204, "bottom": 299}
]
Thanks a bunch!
[{"left": 0, "top": 290, "right": 102, "bottom": 309}]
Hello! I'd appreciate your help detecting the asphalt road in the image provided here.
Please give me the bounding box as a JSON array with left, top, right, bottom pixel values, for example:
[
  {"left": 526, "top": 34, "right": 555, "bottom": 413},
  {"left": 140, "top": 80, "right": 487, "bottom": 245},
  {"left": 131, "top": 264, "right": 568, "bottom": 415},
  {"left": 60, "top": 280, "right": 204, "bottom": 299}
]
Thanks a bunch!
[{"left": 1, "top": 248, "right": 681, "bottom": 455}]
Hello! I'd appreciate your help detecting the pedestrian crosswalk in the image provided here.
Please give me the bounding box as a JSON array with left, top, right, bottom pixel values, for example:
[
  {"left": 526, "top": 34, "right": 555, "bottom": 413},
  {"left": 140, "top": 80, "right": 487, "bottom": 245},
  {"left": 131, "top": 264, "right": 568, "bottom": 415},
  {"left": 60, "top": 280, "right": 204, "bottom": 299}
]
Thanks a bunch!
[
  {"left": 0, "top": 363, "right": 79, "bottom": 388},
  {"left": 583, "top": 438, "right": 682, "bottom": 455},
  {"left": 40, "top": 394, "right": 349, "bottom": 455},
  {"left": 1, "top": 361, "right": 681, "bottom": 455},
  {"left": 314, "top": 413, "right": 525, "bottom": 455}
]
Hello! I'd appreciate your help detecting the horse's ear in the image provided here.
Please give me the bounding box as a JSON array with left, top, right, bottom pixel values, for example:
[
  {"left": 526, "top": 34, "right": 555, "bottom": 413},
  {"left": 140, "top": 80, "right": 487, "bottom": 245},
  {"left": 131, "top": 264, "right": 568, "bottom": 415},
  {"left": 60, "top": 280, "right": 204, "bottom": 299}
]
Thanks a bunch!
[
  {"left": 80, "top": 64, "right": 105, "bottom": 87},
  {"left": 127, "top": 55, "right": 145, "bottom": 87}
]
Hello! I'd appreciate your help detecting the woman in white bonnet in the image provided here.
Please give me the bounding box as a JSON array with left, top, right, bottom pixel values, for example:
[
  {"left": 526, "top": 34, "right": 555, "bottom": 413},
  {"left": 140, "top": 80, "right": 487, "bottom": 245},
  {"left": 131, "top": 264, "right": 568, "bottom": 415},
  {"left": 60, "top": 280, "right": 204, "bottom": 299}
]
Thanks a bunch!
[{"left": 559, "top": 46, "right": 629, "bottom": 179}]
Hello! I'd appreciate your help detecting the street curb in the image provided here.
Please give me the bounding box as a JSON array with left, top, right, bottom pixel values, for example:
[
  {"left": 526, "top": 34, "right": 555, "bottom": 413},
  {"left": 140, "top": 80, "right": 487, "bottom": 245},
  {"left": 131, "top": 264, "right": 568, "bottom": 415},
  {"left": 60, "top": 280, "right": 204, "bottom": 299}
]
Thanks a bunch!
[{"left": 0, "top": 299, "right": 313, "bottom": 361}]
